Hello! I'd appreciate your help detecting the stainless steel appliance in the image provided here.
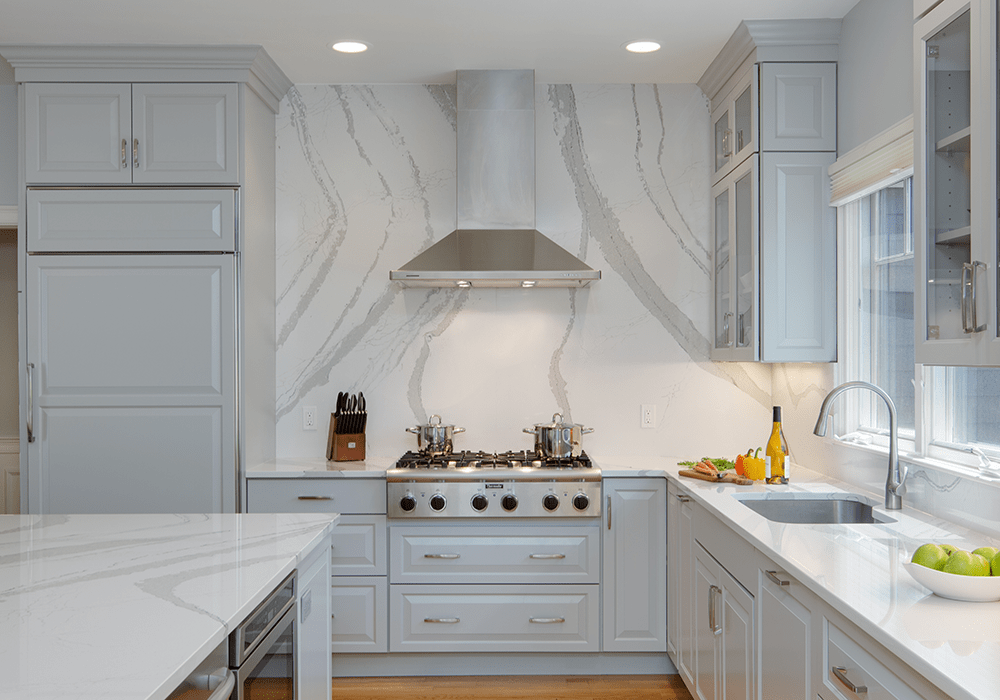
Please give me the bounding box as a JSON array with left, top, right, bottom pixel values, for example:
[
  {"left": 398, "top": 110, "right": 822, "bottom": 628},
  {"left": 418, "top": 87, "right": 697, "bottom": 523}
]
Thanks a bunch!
[
  {"left": 387, "top": 449, "right": 601, "bottom": 518},
  {"left": 229, "top": 571, "right": 296, "bottom": 700}
]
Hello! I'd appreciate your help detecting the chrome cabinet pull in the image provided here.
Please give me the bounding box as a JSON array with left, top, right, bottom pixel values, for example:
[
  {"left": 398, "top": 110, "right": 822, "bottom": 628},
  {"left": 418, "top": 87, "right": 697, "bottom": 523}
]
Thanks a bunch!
[
  {"left": 26, "top": 363, "right": 35, "bottom": 443},
  {"left": 723, "top": 312, "right": 734, "bottom": 347},
  {"left": 607, "top": 496, "right": 612, "bottom": 530},
  {"left": 424, "top": 553, "right": 460, "bottom": 559},
  {"left": 133, "top": 138, "right": 139, "bottom": 168},
  {"left": 675, "top": 494, "right": 691, "bottom": 503},
  {"left": 971, "top": 261, "right": 987, "bottom": 332},
  {"left": 765, "top": 570, "right": 790, "bottom": 586},
  {"left": 297, "top": 495, "right": 332, "bottom": 500},
  {"left": 832, "top": 666, "right": 868, "bottom": 695},
  {"left": 529, "top": 553, "right": 566, "bottom": 559},
  {"left": 529, "top": 617, "right": 565, "bottom": 624},
  {"left": 709, "top": 585, "right": 722, "bottom": 635},
  {"left": 722, "top": 128, "right": 733, "bottom": 157},
  {"left": 121, "top": 138, "right": 128, "bottom": 168},
  {"left": 424, "top": 617, "right": 459, "bottom": 624}
]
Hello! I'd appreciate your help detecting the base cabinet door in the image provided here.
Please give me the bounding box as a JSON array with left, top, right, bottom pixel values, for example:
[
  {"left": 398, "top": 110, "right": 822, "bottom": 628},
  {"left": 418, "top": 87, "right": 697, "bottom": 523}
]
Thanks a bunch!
[
  {"left": 298, "top": 541, "right": 332, "bottom": 700},
  {"left": 758, "top": 566, "right": 817, "bottom": 700},
  {"left": 331, "top": 576, "right": 388, "bottom": 653},
  {"left": 602, "top": 477, "right": 667, "bottom": 652}
]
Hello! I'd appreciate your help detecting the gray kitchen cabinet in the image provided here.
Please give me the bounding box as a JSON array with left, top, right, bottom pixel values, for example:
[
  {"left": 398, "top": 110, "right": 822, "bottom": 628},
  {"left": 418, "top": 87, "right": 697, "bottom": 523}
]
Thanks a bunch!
[
  {"left": 701, "top": 21, "right": 840, "bottom": 363},
  {"left": 601, "top": 477, "right": 666, "bottom": 652},
  {"left": 25, "top": 254, "right": 236, "bottom": 513},
  {"left": 693, "top": 542, "right": 754, "bottom": 700},
  {"left": 667, "top": 481, "right": 695, "bottom": 683},
  {"left": 756, "top": 563, "right": 819, "bottom": 700},
  {"left": 298, "top": 534, "right": 333, "bottom": 698},
  {"left": 8, "top": 45, "right": 292, "bottom": 514},
  {"left": 24, "top": 82, "right": 239, "bottom": 185},
  {"left": 247, "top": 476, "right": 389, "bottom": 654}
]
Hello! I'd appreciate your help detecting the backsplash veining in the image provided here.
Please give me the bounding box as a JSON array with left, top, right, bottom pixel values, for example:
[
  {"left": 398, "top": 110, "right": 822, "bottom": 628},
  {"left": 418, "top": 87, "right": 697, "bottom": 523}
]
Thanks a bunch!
[{"left": 274, "top": 83, "right": 771, "bottom": 462}]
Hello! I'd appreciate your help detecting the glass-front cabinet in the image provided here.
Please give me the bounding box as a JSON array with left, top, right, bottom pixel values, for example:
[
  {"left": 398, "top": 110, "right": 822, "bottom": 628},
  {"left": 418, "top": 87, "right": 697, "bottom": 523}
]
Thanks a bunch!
[
  {"left": 711, "top": 66, "right": 758, "bottom": 186},
  {"left": 914, "top": 0, "right": 999, "bottom": 365},
  {"left": 712, "top": 156, "right": 758, "bottom": 361}
]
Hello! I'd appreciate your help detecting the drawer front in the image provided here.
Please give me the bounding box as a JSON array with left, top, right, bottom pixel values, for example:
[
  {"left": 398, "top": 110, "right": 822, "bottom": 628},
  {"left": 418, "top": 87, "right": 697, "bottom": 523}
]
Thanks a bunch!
[
  {"left": 389, "top": 584, "right": 599, "bottom": 652},
  {"left": 389, "top": 524, "right": 600, "bottom": 584},
  {"left": 27, "top": 188, "right": 236, "bottom": 252},
  {"left": 824, "top": 621, "right": 926, "bottom": 700},
  {"left": 246, "top": 478, "right": 386, "bottom": 515},
  {"left": 331, "top": 576, "right": 387, "bottom": 653},
  {"left": 331, "top": 514, "right": 386, "bottom": 575}
]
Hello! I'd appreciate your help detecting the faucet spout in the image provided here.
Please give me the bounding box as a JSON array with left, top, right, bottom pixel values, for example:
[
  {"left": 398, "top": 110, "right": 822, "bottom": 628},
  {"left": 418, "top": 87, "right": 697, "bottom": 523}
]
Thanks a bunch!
[{"left": 813, "top": 381, "right": 906, "bottom": 510}]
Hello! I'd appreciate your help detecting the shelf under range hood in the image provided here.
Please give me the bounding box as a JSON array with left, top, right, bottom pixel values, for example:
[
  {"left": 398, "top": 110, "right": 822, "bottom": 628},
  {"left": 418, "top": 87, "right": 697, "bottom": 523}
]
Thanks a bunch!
[{"left": 390, "top": 229, "right": 600, "bottom": 288}]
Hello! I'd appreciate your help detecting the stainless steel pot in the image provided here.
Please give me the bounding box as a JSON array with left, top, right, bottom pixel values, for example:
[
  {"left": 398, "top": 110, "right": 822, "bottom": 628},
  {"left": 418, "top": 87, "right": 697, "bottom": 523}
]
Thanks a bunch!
[
  {"left": 406, "top": 415, "right": 465, "bottom": 454},
  {"left": 523, "top": 413, "right": 594, "bottom": 459}
]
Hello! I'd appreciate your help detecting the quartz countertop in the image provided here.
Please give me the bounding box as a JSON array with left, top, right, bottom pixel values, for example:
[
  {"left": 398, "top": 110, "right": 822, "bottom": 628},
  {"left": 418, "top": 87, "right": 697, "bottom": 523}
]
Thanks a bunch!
[
  {"left": 663, "top": 462, "right": 999, "bottom": 700},
  {"left": 246, "top": 456, "right": 394, "bottom": 477},
  {"left": 0, "top": 512, "right": 339, "bottom": 700}
]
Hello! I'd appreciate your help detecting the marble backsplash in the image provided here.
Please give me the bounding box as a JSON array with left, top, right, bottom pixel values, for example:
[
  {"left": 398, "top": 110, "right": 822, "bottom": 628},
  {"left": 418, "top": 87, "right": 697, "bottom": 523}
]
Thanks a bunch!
[{"left": 274, "top": 82, "right": 773, "bottom": 464}]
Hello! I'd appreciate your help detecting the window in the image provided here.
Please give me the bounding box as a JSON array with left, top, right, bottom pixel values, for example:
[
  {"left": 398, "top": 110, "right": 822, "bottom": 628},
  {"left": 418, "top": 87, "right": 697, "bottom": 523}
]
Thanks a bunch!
[{"left": 841, "top": 176, "right": 1000, "bottom": 470}]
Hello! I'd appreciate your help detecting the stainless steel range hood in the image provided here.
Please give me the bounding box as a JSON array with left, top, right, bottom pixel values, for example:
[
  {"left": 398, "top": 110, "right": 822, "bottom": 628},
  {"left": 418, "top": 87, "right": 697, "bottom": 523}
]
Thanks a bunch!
[{"left": 390, "top": 70, "right": 600, "bottom": 288}]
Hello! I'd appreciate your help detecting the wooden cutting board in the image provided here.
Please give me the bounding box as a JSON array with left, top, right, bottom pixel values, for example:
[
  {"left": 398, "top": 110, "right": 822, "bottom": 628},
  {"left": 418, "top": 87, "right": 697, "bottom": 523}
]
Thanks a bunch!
[{"left": 679, "top": 469, "right": 753, "bottom": 485}]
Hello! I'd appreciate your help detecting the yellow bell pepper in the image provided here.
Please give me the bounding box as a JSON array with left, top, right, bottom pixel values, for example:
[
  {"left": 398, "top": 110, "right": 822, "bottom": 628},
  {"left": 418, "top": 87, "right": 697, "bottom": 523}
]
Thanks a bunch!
[{"left": 744, "top": 448, "right": 766, "bottom": 481}]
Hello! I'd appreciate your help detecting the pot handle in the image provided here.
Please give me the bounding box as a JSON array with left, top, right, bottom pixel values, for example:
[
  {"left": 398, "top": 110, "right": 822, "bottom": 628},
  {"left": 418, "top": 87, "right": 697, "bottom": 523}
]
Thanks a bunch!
[
  {"left": 582, "top": 427, "right": 595, "bottom": 434},
  {"left": 405, "top": 426, "right": 421, "bottom": 434},
  {"left": 523, "top": 427, "right": 539, "bottom": 435},
  {"left": 453, "top": 427, "right": 466, "bottom": 434},
  {"left": 429, "top": 414, "right": 442, "bottom": 424}
]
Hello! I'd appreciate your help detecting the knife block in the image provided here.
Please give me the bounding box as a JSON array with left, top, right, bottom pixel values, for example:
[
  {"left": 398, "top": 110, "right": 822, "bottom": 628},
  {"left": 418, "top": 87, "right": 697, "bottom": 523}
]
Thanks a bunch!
[{"left": 327, "top": 414, "right": 366, "bottom": 461}]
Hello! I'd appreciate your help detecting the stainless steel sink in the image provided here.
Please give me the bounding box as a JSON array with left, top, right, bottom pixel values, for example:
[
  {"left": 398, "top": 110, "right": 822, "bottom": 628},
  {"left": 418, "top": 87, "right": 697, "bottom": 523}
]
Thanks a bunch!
[{"left": 735, "top": 494, "right": 897, "bottom": 524}]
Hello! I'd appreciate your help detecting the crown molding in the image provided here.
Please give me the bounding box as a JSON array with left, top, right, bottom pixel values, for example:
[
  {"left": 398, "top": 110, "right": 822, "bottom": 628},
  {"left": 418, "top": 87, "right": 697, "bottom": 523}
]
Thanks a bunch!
[
  {"left": 0, "top": 44, "right": 292, "bottom": 113},
  {"left": 0, "top": 206, "right": 16, "bottom": 227},
  {"left": 698, "top": 19, "right": 843, "bottom": 103}
]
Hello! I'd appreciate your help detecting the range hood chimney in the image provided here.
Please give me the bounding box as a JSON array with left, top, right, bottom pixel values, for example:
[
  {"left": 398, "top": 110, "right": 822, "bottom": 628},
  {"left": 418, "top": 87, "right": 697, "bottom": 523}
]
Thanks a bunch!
[{"left": 390, "top": 70, "right": 600, "bottom": 288}]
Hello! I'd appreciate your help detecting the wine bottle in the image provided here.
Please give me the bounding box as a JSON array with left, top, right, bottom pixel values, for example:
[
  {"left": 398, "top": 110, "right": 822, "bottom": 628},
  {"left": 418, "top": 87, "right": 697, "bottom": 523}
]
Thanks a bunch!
[{"left": 765, "top": 406, "right": 789, "bottom": 482}]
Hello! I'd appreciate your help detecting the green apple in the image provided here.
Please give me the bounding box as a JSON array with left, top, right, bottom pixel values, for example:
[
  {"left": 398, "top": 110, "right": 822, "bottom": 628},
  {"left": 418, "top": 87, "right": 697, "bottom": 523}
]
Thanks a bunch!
[
  {"left": 911, "top": 543, "right": 950, "bottom": 571},
  {"left": 939, "top": 543, "right": 958, "bottom": 555},
  {"left": 972, "top": 546, "right": 998, "bottom": 562},
  {"left": 991, "top": 550, "right": 1000, "bottom": 577},
  {"left": 942, "top": 551, "right": 991, "bottom": 576}
]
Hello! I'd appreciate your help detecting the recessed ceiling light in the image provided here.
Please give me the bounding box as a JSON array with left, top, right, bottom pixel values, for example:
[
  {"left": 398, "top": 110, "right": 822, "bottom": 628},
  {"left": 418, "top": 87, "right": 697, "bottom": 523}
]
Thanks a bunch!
[
  {"left": 625, "top": 41, "right": 661, "bottom": 54},
  {"left": 332, "top": 41, "right": 369, "bottom": 54}
]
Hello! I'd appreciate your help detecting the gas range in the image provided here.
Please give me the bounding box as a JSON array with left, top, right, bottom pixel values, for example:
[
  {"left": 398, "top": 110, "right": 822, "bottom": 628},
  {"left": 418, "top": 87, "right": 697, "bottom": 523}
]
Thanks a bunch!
[{"left": 386, "top": 450, "right": 602, "bottom": 518}]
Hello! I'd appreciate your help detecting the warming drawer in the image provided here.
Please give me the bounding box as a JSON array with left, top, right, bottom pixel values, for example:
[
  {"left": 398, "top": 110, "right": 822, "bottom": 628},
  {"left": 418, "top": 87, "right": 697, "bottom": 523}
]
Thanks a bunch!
[{"left": 388, "top": 523, "right": 600, "bottom": 584}]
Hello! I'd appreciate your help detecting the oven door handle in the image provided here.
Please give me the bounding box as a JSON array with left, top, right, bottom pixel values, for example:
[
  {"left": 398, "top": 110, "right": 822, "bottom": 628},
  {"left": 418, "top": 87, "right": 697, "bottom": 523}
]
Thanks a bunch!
[
  {"left": 233, "top": 600, "right": 296, "bottom": 688},
  {"left": 206, "top": 670, "right": 236, "bottom": 700}
]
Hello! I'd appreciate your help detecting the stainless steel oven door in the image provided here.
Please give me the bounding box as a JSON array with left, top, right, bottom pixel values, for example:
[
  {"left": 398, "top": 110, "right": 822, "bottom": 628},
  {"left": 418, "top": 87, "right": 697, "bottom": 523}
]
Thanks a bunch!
[{"left": 230, "top": 572, "right": 297, "bottom": 700}]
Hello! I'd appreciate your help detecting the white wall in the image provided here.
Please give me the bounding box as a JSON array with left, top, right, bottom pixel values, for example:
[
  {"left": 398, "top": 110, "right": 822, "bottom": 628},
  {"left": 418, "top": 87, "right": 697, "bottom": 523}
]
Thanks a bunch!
[{"left": 274, "top": 83, "right": 774, "bottom": 465}]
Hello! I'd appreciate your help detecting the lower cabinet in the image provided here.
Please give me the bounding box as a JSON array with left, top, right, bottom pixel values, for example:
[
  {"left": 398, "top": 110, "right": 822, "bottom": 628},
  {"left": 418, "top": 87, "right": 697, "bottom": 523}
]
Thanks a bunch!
[
  {"left": 602, "top": 477, "right": 667, "bottom": 652},
  {"left": 389, "top": 584, "right": 599, "bottom": 652},
  {"left": 693, "top": 543, "right": 754, "bottom": 700},
  {"left": 668, "top": 481, "right": 697, "bottom": 685},
  {"left": 756, "top": 563, "right": 819, "bottom": 700},
  {"left": 297, "top": 538, "right": 333, "bottom": 699},
  {"left": 331, "top": 576, "right": 387, "bottom": 653}
]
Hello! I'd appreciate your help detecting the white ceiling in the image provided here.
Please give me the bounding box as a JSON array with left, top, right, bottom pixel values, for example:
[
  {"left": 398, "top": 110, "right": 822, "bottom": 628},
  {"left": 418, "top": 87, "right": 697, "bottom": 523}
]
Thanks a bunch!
[{"left": 0, "top": 0, "right": 860, "bottom": 85}]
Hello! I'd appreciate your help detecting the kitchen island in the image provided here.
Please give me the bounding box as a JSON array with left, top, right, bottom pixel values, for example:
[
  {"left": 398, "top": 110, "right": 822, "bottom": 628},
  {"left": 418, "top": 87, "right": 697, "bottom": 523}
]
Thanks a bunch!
[{"left": 0, "top": 512, "right": 338, "bottom": 700}]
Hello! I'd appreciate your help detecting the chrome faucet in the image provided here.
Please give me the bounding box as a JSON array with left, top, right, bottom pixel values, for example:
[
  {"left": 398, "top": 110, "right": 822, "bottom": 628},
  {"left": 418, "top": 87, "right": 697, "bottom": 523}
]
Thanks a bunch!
[{"left": 813, "top": 381, "right": 907, "bottom": 510}]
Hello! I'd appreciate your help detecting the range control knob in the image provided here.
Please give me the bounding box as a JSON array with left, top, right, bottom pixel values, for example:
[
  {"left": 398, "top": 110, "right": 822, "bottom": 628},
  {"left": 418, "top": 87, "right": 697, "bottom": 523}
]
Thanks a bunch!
[
  {"left": 399, "top": 494, "right": 417, "bottom": 512},
  {"left": 429, "top": 493, "right": 447, "bottom": 512},
  {"left": 501, "top": 494, "right": 519, "bottom": 512},
  {"left": 542, "top": 493, "right": 560, "bottom": 511},
  {"left": 572, "top": 493, "right": 590, "bottom": 511},
  {"left": 471, "top": 494, "right": 489, "bottom": 512}
]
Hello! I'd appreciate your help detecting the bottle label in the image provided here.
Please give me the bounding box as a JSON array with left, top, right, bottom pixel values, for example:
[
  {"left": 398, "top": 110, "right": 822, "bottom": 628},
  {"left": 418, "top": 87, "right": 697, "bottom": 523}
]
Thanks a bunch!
[
  {"left": 783, "top": 456, "right": 790, "bottom": 480},
  {"left": 765, "top": 456, "right": 772, "bottom": 479}
]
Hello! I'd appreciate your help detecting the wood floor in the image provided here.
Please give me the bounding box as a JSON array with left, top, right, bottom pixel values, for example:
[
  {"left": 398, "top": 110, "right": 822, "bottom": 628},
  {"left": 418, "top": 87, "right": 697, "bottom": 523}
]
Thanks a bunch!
[{"left": 331, "top": 675, "right": 694, "bottom": 700}]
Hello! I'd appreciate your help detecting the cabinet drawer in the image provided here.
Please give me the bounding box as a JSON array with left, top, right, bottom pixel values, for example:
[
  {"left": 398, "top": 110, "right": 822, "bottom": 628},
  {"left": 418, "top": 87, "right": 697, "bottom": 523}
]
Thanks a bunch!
[
  {"left": 389, "top": 584, "right": 599, "bottom": 652},
  {"left": 246, "top": 478, "right": 386, "bottom": 515},
  {"left": 27, "top": 188, "right": 236, "bottom": 252},
  {"left": 823, "top": 621, "right": 928, "bottom": 700},
  {"left": 331, "top": 514, "right": 386, "bottom": 575},
  {"left": 331, "top": 576, "right": 387, "bottom": 653},
  {"left": 388, "top": 524, "right": 600, "bottom": 584}
]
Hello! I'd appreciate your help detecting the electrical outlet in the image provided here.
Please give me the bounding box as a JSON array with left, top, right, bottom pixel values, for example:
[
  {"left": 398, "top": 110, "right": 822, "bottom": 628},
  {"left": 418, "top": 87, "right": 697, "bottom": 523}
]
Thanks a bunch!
[
  {"left": 303, "top": 406, "right": 317, "bottom": 430},
  {"left": 641, "top": 404, "right": 656, "bottom": 429}
]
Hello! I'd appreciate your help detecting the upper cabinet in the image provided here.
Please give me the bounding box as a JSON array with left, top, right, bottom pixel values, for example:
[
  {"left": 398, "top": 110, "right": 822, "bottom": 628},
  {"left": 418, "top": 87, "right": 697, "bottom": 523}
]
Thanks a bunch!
[
  {"left": 914, "top": 0, "right": 1000, "bottom": 365},
  {"left": 24, "top": 82, "right": 239, "bottom": 185},
  {"left": 701, "top": 20, "right": 840, "bottom": 362}
]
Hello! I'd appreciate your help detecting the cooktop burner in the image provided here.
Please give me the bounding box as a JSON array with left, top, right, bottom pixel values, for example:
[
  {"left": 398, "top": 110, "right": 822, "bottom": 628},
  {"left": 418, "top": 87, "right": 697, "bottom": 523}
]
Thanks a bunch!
[{"left": 392, "top": 450, "right": 593, "bottom": 471}]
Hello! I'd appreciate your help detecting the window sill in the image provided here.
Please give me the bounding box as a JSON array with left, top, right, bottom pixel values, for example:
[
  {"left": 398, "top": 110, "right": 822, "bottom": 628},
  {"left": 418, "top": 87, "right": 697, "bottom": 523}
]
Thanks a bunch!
[{"left": 829, "top": 435, "right": 1000, "bottom": 491}]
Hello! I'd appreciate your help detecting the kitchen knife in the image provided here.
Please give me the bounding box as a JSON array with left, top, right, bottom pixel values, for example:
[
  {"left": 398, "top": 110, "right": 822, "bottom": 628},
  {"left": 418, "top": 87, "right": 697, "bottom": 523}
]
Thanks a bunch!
[{"left": 358, "top": 392, "right": 366, "bottom": 433}]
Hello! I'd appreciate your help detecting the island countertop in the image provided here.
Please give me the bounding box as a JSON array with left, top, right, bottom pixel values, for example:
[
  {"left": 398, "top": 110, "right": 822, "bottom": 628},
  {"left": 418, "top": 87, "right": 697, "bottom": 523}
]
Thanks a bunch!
[{"left": 0, "top": 512, "right": 339, "bottom": 700}]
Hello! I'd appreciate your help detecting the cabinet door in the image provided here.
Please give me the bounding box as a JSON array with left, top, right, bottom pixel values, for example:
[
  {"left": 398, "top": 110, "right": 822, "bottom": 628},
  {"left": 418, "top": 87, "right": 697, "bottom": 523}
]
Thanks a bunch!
[
  {"left": 759, "top": 151, "right": 837, "bottom": 362},
  {"left": 602, "top": 477, "right": 667, "bottom": 652},
  {"left": 24, "top": 83, "right": 132, "bottom": 184},
  {"left": 720, "top": 570, "right": 754, "bottom": 700},
  {"left": 712, "top": 155, "right": 759, "bottom": 361},
  {"left": 331, "top": 576, "right": 388, "bottom": 653},
  {"left": 712, "top": 65, "right": 759, "bottom": 185},
  {"left": 132, "top": 84, "right": 239, "bottom": 184},
  {"left": 693, "top": 545, "right": 720, "bottom": 700},
  {"left": 760, "top": 63, "right": 837, "bottom": 152},
  {"left": 297, "top": 540, "right": 332, "bottom": 700},
  {"left": 332, "top": 514, "right": 387, "bottom": 575},
  {"left": 24, "top": 254, "right": 236, "bottom": 513},
  {"left": 758, "top": 568, "right": 814, "bottom": 700}
]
